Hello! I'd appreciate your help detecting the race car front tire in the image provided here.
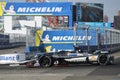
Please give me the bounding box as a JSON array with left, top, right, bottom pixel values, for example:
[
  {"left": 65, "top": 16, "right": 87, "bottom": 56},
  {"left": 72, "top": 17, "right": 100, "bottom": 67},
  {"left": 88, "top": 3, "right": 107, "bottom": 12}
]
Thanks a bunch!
[{"left": 39, "top": 56, "right": 54, "bottom": 68}]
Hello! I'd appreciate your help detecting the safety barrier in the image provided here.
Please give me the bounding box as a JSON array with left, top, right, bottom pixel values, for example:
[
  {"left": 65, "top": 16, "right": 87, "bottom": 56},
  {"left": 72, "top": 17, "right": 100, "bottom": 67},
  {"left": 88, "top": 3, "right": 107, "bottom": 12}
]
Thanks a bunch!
[{"left": 0, "top": 33, "right": 26, "bottom": 49}]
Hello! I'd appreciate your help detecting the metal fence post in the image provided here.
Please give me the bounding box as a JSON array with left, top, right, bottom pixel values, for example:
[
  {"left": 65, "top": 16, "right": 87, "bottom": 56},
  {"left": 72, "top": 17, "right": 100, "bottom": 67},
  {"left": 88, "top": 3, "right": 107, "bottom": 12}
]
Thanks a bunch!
[
  {"left": 86, "top": 27, "right": 89, "bottom": 52},
  {"left": 96, "top": 28, "right": 100, "bottom": 50},
  {"left": 105, "top": 29, "right": 108, "bottom": 49},
  {"left": 110, "top": 30, "right": 112, "bottom": 52},
  {"left": 74, "top": 24, "right": 77, "bottom": 46}
]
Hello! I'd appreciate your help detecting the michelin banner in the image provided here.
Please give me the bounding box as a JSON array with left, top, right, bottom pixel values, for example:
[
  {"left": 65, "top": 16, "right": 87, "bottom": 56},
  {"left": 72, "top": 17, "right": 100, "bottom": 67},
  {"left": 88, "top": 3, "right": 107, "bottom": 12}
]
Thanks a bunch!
[
  {"left": 0, "top": 2, "right": 72, "bottom": 16},
  {"left": 36, "top": 30, "right": 97, "bottom": 52},
  {"left": 78, "top": 22, "right": 112, "bottom": 28}
]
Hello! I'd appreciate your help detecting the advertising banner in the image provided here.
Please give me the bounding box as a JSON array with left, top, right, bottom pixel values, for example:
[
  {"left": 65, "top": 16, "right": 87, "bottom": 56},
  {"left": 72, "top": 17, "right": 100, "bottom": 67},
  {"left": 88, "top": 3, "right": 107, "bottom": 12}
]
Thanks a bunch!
[
  {"left": 0, "top": 2, "right": 72, "bottom": 27},
  {"left": 0, "top": 53, "right": 25, "bottom": 64},
  {"left": 78, "top": 22, "right": 112, "bottom": 28},
  {"left": 36, "top": 30, "right": 97, "bottom": 52},
  {"left": 0, "top": 2, "right": 72, "bottom": 16}
]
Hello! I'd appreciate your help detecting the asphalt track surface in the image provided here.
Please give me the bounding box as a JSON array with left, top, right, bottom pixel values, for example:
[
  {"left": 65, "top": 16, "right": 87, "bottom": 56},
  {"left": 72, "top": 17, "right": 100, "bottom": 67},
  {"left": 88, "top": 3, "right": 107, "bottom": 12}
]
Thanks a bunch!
[{"left": 0, "top": 47, "right": 120, "bottom": 80}]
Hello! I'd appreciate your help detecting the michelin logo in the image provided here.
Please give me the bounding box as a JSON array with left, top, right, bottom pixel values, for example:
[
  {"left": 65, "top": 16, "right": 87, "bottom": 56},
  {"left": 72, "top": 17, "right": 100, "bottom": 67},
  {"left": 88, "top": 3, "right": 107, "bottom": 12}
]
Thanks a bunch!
[
  {"left": 52, "top": 36, "right": 92, "bottom": 41},
  {"left": 17, "top": 7, "right": 62, "bottom": 13},
  {"left": 40, "top": 34, "right": 51, "bottom": 42},
  {"left": 1, "top": 5, "right": 63, "bottom": 14},
  {"left": 40, "top": 35, "right": 92, "bottom": 42},
  {"left": 2, "top": 4, "right": 16, "bottom": 14}
]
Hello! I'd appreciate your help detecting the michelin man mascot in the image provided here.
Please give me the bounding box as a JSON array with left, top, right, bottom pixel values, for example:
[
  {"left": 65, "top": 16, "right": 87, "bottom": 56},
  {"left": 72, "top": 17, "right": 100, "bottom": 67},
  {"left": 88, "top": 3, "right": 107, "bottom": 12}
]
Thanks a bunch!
[{"left": 2, "top": 4, "right": 16, "bottom": 14}]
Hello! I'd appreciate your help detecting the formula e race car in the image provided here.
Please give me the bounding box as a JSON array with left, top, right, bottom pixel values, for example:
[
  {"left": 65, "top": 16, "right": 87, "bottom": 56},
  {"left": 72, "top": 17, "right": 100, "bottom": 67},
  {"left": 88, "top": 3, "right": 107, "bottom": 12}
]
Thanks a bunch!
[{"left": 35, "top": 48, "right": 114, "bottom": 68}]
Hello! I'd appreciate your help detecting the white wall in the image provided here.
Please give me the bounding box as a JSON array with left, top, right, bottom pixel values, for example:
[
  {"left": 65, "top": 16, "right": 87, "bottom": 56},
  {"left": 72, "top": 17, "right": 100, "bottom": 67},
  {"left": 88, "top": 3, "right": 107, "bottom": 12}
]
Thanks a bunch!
[
  {"left": 4, "top": 16, "right": 42, "bottom": 35},
  {"left": 4, "top": 16, "right": 26, "bottom": 34}
]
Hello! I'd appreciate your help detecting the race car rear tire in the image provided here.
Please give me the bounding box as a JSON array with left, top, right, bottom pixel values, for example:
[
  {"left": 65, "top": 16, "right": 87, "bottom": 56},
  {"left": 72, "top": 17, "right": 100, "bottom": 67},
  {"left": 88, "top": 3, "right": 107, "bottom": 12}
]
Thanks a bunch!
[
  {"left": 39, "top": 56, "right": 54, "bottom": 68},
  {"left": 98, "top": 54, "right": 108, "bottom": 65}
]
